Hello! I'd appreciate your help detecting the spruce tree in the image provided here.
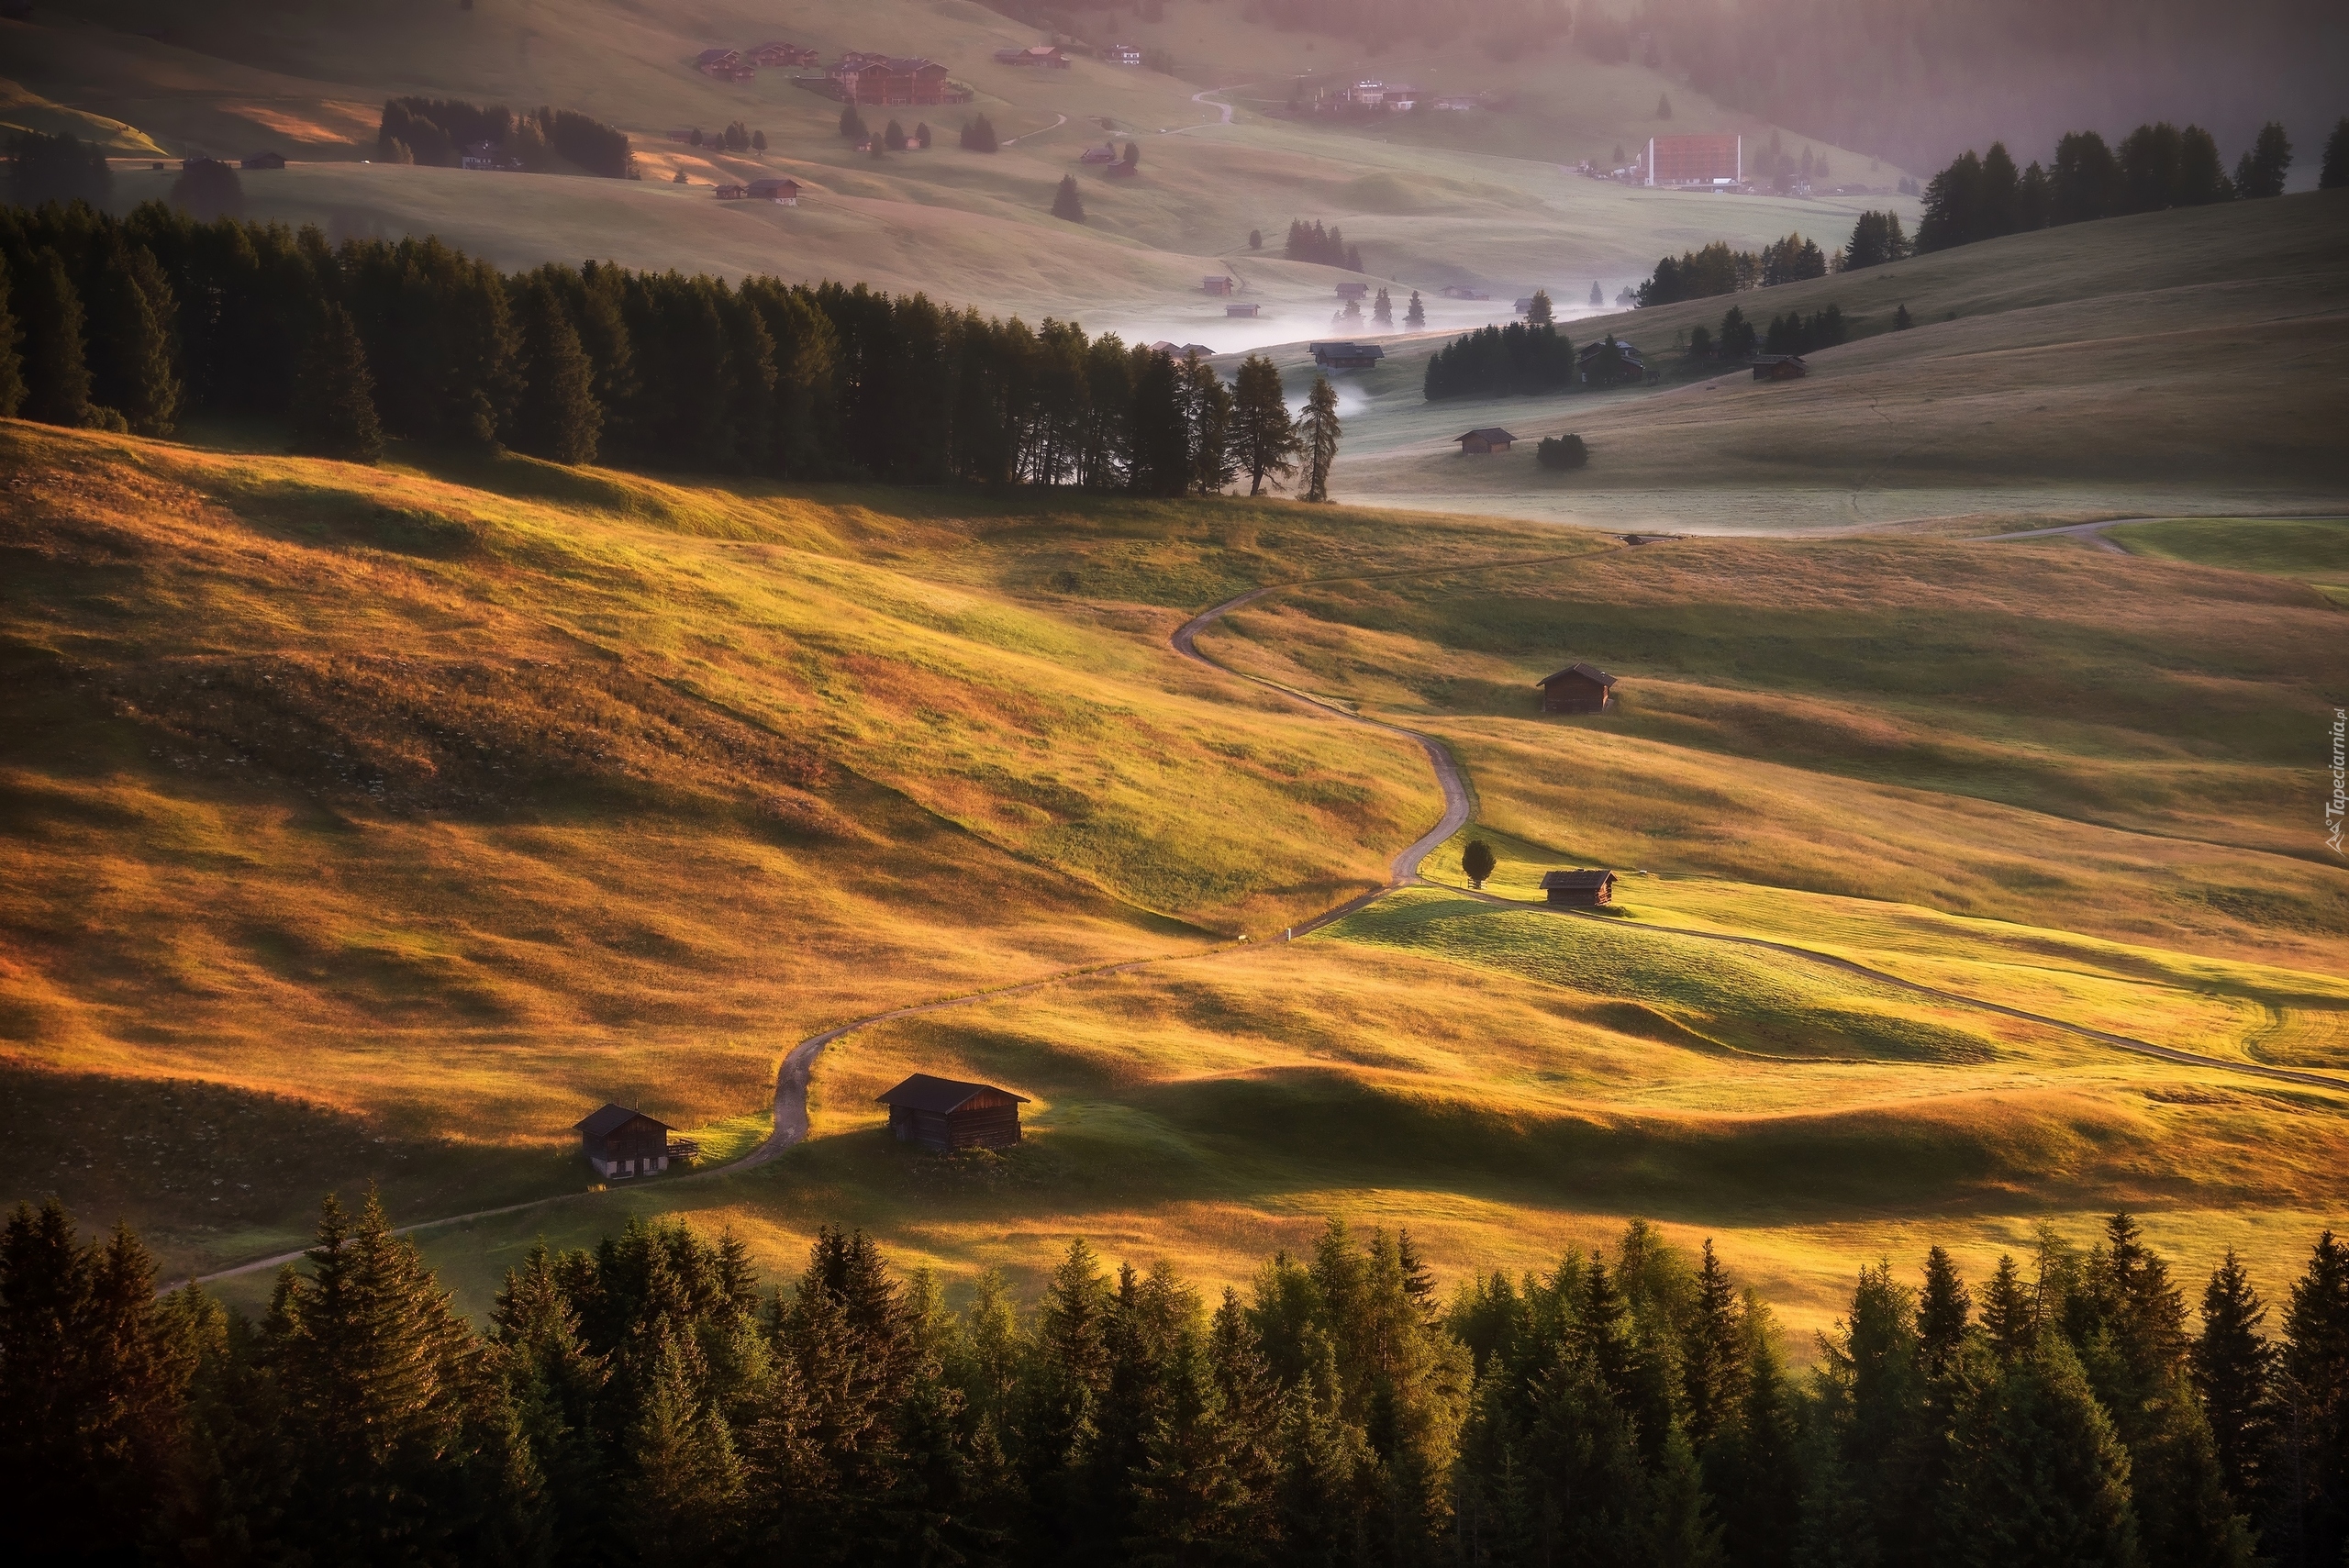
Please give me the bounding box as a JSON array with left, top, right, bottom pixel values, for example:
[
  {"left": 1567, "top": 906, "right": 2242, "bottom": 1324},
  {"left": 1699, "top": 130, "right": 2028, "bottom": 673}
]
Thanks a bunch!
[
  {"left": 1405, "top": 289, "right": 1424, "bottom": 328},
  {"left": 1127, "top": 349, "right": 1189, "bottom": 496},
  {"left": 290, "top": 303, "right": 384, "bottom": 462},
  {"left": 1052, "top": 173, "right": 1086, "bottom": 222},
  {"left": 2232, "top": 123, "right": 2291, "bottom": 198},
  {"left": 1184, "top": 355, "right": 1235, "bottom": 494},
  {"left": 1229, "top": 352, "right": 1298, "bottom": 495},
  {"left": 1942, "top": 1338, "right": 2143, "bottom": 1568},
  {"left": 0, "top": 251, "right": 26, "bottom": 417},
  {"left": 2277, "top": 1230, "right": 2349, "bottom": 1568},
  {"left": 840, "top": 103, "right": 866, "bottom": 139},
  {"left": 512, "top": 282, "right": 601, "bottom": 463},
  {"left": 1920, "top": 1246, "right": 1974, "bottom": 1378},
  {"left": 2324, "top": 119, "right": 2349, "bottom": 189},
  {"left": 885, "top": 118, "right": 907, "bottom": 151},
  {"left": 17, "top": 247, "right": 93, "bottom": 427},
  {"left": 2192, "top": 1251, "right": 2275, "bottom": 1511},
  {"left": 1299, "top": 373, "right": 1339, "bottom": 501},
  {"left": 1527, "top": 287, "right": 1553, "bottom": 326},
  {"left": 83, "top": 235, "right": 181, "bottom": 436},
  {"left": 1681, "top": 1239, "right": 1743, "bottom": 1449}
]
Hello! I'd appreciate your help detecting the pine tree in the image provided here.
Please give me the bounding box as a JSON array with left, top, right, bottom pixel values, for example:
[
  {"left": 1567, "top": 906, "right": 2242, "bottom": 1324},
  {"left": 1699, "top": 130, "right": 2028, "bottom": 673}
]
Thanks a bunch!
[
  {"left": 2233, "top": 123, "right": 2291, "bottom": 198},
  {"left": 885, "top": 118, "right": 907, "bottom": 151},
  {"left": 1681, "top": 1239, "right": 1743, "bottom": 1449},
  {"left": 840, "top": 103, "right": 866, "bottom": 139},
  {"left": 1589, "top": 280, "right": 1604, "bottom": 306},
  {"left": 1893, "top": 302, "right": 1914, "bottom": 330},
  {"left": 1527, "top": 287, "right": 1553, "bottom": 326},
  {"left": 17, "top": 247, "right": 93, "bottom": 427},
  {"left": 2192, "top": 1251, "right": 2275, "bottom": 1512},
  {"left": 1229, "top": 352, "right": 1299, "bottom": 495},
  {"left": 512, "top": 283, "right": 601, "bottom": 463},
  {"left": 1184, "top": 355, "right": 1235, "bottom": 495},
  {"left": 1405, "top": 289, "right": 1424, "bottom": 328},
  {"left": 1299, "top": 373, "right": 1339, "bottom": 502},
  {"left": 290, "top": 303, "right": 384, "bottom": 462},
  {"left": 1656, "top": 92, "right": 1672, "bottom": 118},
  {"left": 1052, "top": 173, "right": 1086, "bottom": 222},
  {"left": 83, "top": 235, "right": 181, "bottom": 435},
  {"left": 170, "top": 159, "right": 246, "bottom": 222},
  {"left": 1249, "top": 228, "right": 1263, "bottom": 249},
  {"left": 2276, "top": 1230, "right": 2349, "bottom": 1568},
  {"left": 1373, "top": 286, "right": 1391, "bottom": 326},
  {"left": 1920, "top": 1246, "right": 1973, "bottom": 1378},
  {"left": 0, "top": 251, "right": 27, "bottom": 418},
  {"left": 1942, "top": 1338, "right": 2143, "bottom": 1567},
  {"left": 2324, "top": 119, "right": 2349, "bottom": 189},
  {"left": 625, "top": 1324, "right": 745, "bottom": 1564}
]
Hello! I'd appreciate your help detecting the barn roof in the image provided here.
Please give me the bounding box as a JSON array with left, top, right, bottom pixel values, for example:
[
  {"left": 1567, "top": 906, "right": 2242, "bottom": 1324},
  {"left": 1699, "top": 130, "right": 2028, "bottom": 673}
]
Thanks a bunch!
[
  {"left": 574, "top": 1103, "right": 672, "bottom": 1137},
  {"left": 1457, "top": 428, "right": 1517, "bottom": 443},
  {"left": 1749, "top": 353, "right": 1807, "bottom": 364},
  {"left": 876, "top": 1073, "right": 1030, "bottom": 1113},
  {"left": 1536, "top": 662, "right": 1617, "bottom": 687},
  {"left": 1540, "top": 869, "right": 1617, "bottom": 889}
]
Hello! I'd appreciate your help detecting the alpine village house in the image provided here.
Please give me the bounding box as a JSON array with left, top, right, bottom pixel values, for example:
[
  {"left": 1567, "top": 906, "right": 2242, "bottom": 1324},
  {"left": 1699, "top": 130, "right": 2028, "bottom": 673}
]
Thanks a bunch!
[
  {"left": 574, "top": 1103, "right": 679, "bottom": 1179},
  {"left": 876, "top": 1073, "right": 1029, "bottom": 1151},
  {"left": 1537, "top": 662, "right": 1618, "bottom": 713}
]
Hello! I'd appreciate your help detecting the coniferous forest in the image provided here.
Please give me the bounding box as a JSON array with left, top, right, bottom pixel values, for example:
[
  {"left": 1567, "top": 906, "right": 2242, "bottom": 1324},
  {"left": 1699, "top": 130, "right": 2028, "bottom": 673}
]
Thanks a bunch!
[
  {"left": 0, "top": 199, "right": 1311, "bottom": 496},
  {"left": 5, "top": 1194, "right": 2346, "bottom": 1568}
]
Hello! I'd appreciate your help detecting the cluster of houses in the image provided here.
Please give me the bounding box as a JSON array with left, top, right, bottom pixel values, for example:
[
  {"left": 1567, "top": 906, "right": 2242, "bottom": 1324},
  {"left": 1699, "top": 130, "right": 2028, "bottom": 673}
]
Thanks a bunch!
[
  {"left": 694, "top": 41, "right": 821, "bottom": 81},
  {"left": 1315, "top": 82, "right": 1485, "bottom": 114},
  {"left": 691, "top": 43, "right": 971, "bottom": 105},
  {"left": 989, "top": 42, "right": 1142, "bottom": 68},
  {"left": 715, "top": 177, "right": 802, "bottom": 205}
]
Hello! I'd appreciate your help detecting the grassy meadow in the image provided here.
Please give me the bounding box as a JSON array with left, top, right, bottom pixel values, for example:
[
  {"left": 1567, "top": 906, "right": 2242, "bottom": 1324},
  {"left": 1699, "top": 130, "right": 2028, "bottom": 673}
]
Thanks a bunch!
[
  {"left": 1310, "top": 189, "right": 2349, "bottom": 528},
  {"left": 6, "top": 407, "right": 2342, "bottom": 1351}
]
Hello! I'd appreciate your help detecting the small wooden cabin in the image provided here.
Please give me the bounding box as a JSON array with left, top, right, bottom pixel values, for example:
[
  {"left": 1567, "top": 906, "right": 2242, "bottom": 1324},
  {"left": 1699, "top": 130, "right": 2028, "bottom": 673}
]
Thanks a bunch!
[
  {"left": 242, "top": 150, "right": 286, "bottom": 171},
  {"left": 574, "top": 1104, "right": 674, "bottom": 1178},
  {"left": 1536, "top": 662, "right": 1617, "bottom": 713},
  {"left": 877, "top": 1073, "right": 1030, "bottom": 1151},
  {"left": 1311, "top": 340, "right": 1385, "bottom": 370},
  {"left": 1456, "top": 427, "right": 1517, "bottom": 454},
  {"left": 1541, "top": 869, "right": 1618, "bottom": 906},
  {"left": 1334, "top": 281, "right": 1370, "bottom": 300},
  {"left": 1750, "top": 354, "right": 1808, "bottom": 381},
  {"left": 1203, "top": 275, "right": 1234, "bottom": 295},
  {"left": 746, "top": 177, "right": 801, "bottom": 204},
  {"left": 1226, "top": 302, "right": 1261, "bottom": 316}
]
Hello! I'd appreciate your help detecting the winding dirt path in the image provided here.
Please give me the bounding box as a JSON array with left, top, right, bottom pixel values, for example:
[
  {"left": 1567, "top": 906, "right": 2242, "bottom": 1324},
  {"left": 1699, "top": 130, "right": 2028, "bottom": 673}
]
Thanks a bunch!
[{"left": 181, "top": 546, "right": 2347, "bottom": 1288}]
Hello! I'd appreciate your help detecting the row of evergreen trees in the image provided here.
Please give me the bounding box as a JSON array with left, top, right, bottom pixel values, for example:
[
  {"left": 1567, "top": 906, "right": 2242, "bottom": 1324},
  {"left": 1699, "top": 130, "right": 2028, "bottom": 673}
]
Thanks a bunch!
[
  {"left": 1913, "top": 118, "right": 2347, "bottom": 253},
  {"left": 5, "top": 1196, "right": 2346, "bottom": 1566},
  {"left": 1633, "top": 233, "right": 1828, "bottom": 308},
  {"left": 0, "top": 200, "right": 1345, "bottom": 496},
  {"left": 1421, "top": 321, "right": 1580, "bottom": 400},
  {"left": 374, "top": 99, "right": 633, "bottom": 178},
  {"left": 1286, "top": 218, "right": 1367, "bottom": 272}
]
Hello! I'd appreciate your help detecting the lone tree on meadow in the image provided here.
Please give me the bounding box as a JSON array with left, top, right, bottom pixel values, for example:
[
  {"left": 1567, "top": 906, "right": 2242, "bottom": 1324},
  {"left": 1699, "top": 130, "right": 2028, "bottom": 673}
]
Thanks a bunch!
[
  {"left": 1589, "top": 281, "right": 1603, "bottom": 306},
  {"left": 1527, "top": 287, "right": 1553, "bottom": 326},
  {"left": 1405, "top": 290, "right": 1424, "bottom": 327},
  {"left": 1051, "top": 174, "right": 1085, "bottom": 222},
  {"left": 1536, "top": 433, "right": 1588, "bottom": 471},
  {"left": 290, "top": 304, "right": 384, "bottom": 463},
  {"left": 1894, "top": 302, "right": 1914, "bottom": 328},
  {"left": 1462, "top": 840, "right": 1497, "bottom": 887},
  {"left": 840, "top": 104, "right": 866, "bottom": 139},
  {"left": 1300, "top": 373, "right": 1340, "bottom": 502},
  {"left": 1656, "top": 93, "right": 1672, "bottom": 119},
  {"left": 1122, "top": 140, "right": 1140, "bottom": 168},
  {"left": 1249, "top": 228, "right": 1263, "bottom": 249},
  {"left": 1230, "top": 354, "right": 1301, "bottom": 496}
]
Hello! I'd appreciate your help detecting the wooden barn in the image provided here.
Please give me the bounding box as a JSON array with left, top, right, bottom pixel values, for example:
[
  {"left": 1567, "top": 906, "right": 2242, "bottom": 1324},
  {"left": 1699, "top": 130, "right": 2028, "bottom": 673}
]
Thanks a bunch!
[
  {"left": 1202, "top": 275, "right": 1233, "bottom": 295},
  {"left": 876, "top": 1073, "right": 1029, "bottom": 1151},
  {"left": 1226, "top": 302, "right": 1261, "bottom": 316},
  {"left": 1311, "top": 340, "right": 1385, "bottom": 370},
  {"left": 241, "top": 150, "right": 286, "bottom": 170},
  {"left": 1750, "top": 354, "right": 1808, "bottom": 381},
  {"left": 574, "top": 1103, "right": 674, "bottom": 1178},
  {"left": 1536, "top": 662, "right": 1617, "bottom": 713},
  {"left": 1456, "top": 427, "right": 1517, "bottom": 454},
  {"left": 746, "top": 177, "right": 800, "bottom": 204},
  {"left": 1541, "top": 869, "right": 1618, "bottom": 906}
]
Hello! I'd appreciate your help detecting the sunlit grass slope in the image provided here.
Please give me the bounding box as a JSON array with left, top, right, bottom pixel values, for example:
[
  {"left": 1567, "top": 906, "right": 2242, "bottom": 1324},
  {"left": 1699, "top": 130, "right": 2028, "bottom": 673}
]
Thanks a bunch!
[
  {"left": 2109, "top": 516, "right": 2349, "bottom": 606},
  {"left": 6, "top": 418, "right": 1587, "bottom": 1272},
  {"left": 1315, "top": 190, "right": 2349, "bottom": 528},
  {"left": 327, "top": 892, "right": 2349, "bottom": 1351},
  {"left": 1196, "top": 528, "right": 2349, "bottom": 970}
]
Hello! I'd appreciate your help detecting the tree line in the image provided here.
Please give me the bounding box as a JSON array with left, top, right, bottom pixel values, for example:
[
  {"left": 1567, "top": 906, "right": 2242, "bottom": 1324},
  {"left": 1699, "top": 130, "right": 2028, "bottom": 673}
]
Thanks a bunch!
[
  {"left": 1422, "top": 322, "right": 1578, "bottom": 400},
  {"left": 5, "top": 1195, "right": 2346, "bottom": 1566},
  {"left": 1633, "top": 234, "right": 1828, "bottom": 308},
  {"left": 375, "top": 99, "right": 634, "bottom": 178},
  {"left": 1913, "top": 117, "right": 2342, "bottom": 253},
  {"left": 0, "top": 199, "right": 1346, "bottom": 498},
  {"left": 1285, "top": 219, "right": 1366, "bottom": 272}
]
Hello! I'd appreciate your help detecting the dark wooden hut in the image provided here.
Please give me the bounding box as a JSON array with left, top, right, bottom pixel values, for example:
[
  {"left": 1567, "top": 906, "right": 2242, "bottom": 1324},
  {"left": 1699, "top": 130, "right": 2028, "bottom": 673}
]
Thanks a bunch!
[
  {"left": 876, "top": 1073, "right": 1029, "bottom": 1151},
  {"left": 1455, "top": 427, "right": 1517, "bottom": 453},
  {"left": 1750, "top": 353, "right": 1808, "bottom": 381},
  {"left": 574, "top": 1103, "right": 674, "bottom": 1178},
  {"left": 1536, "top": 662, "right": 1617, "bottom": 713},
  {"left": 1541, "top": 869, "right": 1617, "bottom": 906}
]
